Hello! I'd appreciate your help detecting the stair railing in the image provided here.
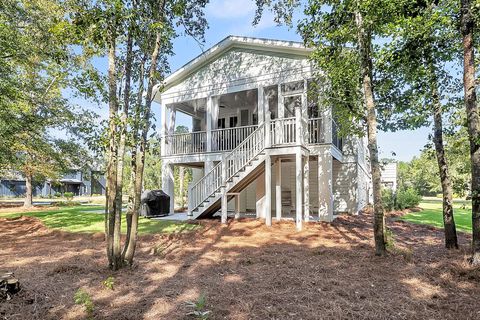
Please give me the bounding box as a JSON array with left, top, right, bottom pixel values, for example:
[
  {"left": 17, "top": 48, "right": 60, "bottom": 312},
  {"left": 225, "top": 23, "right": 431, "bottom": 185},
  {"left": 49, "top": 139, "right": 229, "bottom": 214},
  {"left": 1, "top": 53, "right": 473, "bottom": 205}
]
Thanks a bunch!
[{"left": 188, "top": 122, "right": 266, "bottom": 214}]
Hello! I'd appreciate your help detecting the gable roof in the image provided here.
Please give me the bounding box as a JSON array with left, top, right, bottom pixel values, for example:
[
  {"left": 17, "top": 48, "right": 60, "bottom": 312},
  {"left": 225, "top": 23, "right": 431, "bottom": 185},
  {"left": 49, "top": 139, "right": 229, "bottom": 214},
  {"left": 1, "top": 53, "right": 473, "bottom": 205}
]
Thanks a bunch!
[{"left": 154, "top": 36, "right": 312, "bottom": 100}]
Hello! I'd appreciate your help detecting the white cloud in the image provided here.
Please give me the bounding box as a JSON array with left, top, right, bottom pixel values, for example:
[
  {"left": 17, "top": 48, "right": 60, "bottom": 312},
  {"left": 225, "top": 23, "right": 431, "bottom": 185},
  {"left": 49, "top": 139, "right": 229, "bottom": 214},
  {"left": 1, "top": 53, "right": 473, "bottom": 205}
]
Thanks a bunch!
[{"left": 207, "top": 0, "right": 256, "bottom": 19}]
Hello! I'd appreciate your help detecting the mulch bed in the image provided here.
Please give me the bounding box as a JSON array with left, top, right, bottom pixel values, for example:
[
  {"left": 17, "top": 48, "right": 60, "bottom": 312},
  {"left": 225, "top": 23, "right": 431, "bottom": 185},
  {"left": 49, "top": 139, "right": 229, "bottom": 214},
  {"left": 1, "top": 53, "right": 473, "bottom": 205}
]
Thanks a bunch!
[{"left": 1, "top": 211, "right": 479, "bottom": 320}]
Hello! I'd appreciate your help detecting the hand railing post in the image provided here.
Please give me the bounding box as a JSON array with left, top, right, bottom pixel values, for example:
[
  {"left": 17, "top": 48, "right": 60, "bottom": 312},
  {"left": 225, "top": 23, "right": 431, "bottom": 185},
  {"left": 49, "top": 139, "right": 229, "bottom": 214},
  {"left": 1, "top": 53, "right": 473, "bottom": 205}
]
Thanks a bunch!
[
  {"left": 221, "top": 154, "right": 227, "bottom": 187},
  {"left": 187, "top": 184, "right": 193, "bottom": 217},
  {"left": 265, "top": 111, "right": 271, "bottom": 148},
  {"left": 295, "top": 106, "right": 303, "bottom": 146}
]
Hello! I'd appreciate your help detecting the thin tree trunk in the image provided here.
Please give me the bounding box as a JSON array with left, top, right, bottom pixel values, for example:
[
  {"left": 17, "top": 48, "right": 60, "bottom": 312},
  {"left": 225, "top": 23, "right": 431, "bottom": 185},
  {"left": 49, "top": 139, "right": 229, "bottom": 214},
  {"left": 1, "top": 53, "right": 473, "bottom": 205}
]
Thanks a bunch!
[
  {"left": 123, "top": 24, "right": 164, "bottom": 264},
  {"left": 428, "top": 61, "right": 458, "bottom": 249},
  {"left": 106, "top": 29, "right": 121, "bottom": 270},
  {"left": 111, "top": 25, "right": 134, "bottom": 267},
  {"left": 461, "top": 0, "right": 480, "bottom": 265},
  {"left": 355, "top": 9, "right": 386, "bottom": 256},
  {"left": 123, "top": 55, "right": 146, "bottom": 263},
  {"left": 23, "top": 172, "right": 33, "bottom": 208},
  {"left": 115, "top": 28, "right": 133, "bottom": 207}
]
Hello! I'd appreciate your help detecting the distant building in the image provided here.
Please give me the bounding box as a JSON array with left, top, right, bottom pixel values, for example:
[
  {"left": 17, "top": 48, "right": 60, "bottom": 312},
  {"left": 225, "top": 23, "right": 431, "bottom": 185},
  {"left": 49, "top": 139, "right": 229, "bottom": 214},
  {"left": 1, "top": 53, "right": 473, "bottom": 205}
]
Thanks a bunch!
[
  {"left": 0, "top": 168, "right": 105, "bottom": 197},
  {"left": 380, "top": 162, "right": 397, "bottom": 191}
]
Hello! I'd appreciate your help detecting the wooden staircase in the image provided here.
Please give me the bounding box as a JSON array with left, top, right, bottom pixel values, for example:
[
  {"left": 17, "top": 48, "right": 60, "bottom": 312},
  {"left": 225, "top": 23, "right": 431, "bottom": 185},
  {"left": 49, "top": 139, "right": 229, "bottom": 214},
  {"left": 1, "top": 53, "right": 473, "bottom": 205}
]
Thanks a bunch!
[
  {"left": 188, "top": 122, "right": 268, "bottom": 219},
  {"left": 187, "top": 112, "right": 315, "bottom": 220}
]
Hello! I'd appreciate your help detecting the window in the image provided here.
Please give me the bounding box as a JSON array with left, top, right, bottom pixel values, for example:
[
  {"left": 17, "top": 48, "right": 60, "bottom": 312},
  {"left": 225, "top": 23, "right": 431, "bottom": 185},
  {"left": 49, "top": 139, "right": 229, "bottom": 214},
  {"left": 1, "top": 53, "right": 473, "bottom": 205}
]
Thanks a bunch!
[
  {"left": 217, "top": 118, "right": 225, "bottom": 129},
  {"left": 281, "top": 80, "right": 304, "bottom": 96},
  {"left": 240, "top": 110, "right": 249, "bottom": 126},
  {"left": 229, "top": 116, "right": 238, "bottom": 128}
]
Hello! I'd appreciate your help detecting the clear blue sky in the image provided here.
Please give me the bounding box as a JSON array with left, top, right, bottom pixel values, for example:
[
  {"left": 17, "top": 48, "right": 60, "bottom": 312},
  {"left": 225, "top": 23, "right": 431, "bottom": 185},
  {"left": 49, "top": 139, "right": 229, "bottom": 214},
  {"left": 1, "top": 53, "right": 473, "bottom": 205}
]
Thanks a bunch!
[{"left": 75, "top": 0, "right": 431, "bottom": 162}]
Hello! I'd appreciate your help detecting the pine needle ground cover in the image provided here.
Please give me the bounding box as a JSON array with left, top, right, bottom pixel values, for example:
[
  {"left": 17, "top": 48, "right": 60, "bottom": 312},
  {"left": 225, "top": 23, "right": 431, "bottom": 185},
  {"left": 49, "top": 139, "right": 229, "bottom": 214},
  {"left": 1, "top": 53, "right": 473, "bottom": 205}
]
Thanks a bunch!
[
  {"left": 1, "top": 211, "right": 479, "bottom": 319},
  {"left": 401, "top": 199, "right": 472, "bottom": 233},
  {"left": 0, "top": 205, "right": 198, "bottom": 234}
]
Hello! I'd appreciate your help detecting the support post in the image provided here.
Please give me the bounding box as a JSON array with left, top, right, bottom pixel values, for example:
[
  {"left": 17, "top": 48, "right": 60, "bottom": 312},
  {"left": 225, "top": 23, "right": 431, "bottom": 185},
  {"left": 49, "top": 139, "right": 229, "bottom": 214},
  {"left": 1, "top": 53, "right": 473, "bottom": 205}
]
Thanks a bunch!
[
  {"left": 161, "top": 162, "right": 175, "bottom": 215},
  {"left": 295, "top": 148, "right": 303, "bottom": 231},
  {"left": 318, "top": 148, "right": 334, "bottom": 221},
  {"left": 304, "top": 154, "right": 310, "bottom": 222},
  {"left": 168, "top": 105, "right": 176, "bottom": 136},
  {"left": 265, "top": 152, "right": 272, "bottom": 226},
  {"left": 265, "top": 111, "right": 271, "bottom": 148},
  {"left": 221, "top": 154, "right": 227, "bottom": 224},
  {"left": 275, "top": 158, "right": 282, "bottom": 221},
  {"left": 235, "top": 194, "right": 241, "bottom": 219},
  {"left": 295, "top": 105, "right": 303, "bottom": 145},
  {"left": 206, "top": 96, "right": 214, "bottom": 152},
  {"left": 257, "top": 86, "right": 265, "bottom": 124},
  {"left": 160, "top": 103, "right": 167, "bottom": 156},
  {"left": 277, "top": 84, "right": 284, "bottom": 119}
]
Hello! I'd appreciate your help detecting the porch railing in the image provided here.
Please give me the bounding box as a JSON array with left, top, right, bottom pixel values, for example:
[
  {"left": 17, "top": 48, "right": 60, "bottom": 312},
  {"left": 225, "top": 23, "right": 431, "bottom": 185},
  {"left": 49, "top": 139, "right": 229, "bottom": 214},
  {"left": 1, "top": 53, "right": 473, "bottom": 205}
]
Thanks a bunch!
[
  {"left": 212, "top": 125, "right": 258, "bottom": 151},
  {"left": 270, "top": 117, "right": 296, "bottom": 145},
  {"left": 165, "top": 117, "right": 340, "bottom": 156},
  {"left": 307, "top": 117, "right": 324, "bottom": 144},
  {"left": 165, "top": 131, "right": 207, "bottom": 155}
]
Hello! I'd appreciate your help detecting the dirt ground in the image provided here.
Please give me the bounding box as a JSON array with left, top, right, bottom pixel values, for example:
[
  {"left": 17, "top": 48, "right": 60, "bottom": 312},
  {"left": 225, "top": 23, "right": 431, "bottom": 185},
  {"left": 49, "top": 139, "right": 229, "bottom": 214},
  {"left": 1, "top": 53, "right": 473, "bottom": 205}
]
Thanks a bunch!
[{"left": 1, "top": 211, "right": 479, "bottom": 320}]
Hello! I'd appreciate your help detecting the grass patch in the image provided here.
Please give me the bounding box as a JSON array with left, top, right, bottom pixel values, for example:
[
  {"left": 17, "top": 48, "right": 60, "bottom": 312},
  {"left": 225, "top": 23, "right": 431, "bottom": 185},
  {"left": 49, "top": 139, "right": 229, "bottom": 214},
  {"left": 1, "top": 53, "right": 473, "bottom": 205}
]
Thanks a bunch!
[
  {"left": 0, "top": 206, "right": 199, "bottom": 234},
  {"left": 401, "top": 199, "right": 472, "bottom": 233}
]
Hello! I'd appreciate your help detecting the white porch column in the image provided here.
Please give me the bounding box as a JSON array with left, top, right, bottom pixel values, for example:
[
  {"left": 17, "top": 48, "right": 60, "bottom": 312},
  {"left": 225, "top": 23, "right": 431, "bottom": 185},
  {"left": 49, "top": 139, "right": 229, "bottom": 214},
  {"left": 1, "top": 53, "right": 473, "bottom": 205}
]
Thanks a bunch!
[
  {"left": 323, "top": 106, "right": 333, "bottom": 144},
  {"left": 275, "top": 158, "right": 282, "bottom": 221},
  {"left": 206, "top": 96, "right": 219, "bottom": 152},
  {"left": 160, "top": 103, "right": 167, "bottom": 156},
  {"left": 265, "top": 152, "right": 272, "bottom": 226},
  {"left": 304, "top": 155, "right": 310, "bottom": 222},
  {"left": 168, "top": 105, "right": 176, "bottom": 135},
  {"left": 234, "top": 195, "right": 241, "bottom": 219},
  {"left": 277, "top": 84, "right": 284, "bottom": 119},
  {"left": 221, "top": 189, "right": 227, "bottom": 224},
  {"left": 295, "top": 148, "right": 303, "bottom": 231},
  {"left": 318, "top": 148, "right": 334, "bottom": 221},
  {"left": 295, "top": 105, "right": 303, "bottom": 145},
  {"left": 302, "top": 79, "right": 309, "bottom": 143},
  {"left": 257, "top": 85, "right": 265, "bottom": 124},
  {"left": 162, "top": 161, "right": 175, "bottom": 215}
]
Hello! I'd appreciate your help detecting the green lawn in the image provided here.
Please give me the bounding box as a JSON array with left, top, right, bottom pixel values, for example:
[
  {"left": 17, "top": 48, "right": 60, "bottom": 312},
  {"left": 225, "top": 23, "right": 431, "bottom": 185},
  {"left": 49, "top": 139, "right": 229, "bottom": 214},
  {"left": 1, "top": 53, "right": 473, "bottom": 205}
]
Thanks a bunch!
[
  {"left": 401, "top": 199, "right": 472, "bottom": 233},
  {"left": 0, "top": 205, "right": 199, "bottom": 234}
]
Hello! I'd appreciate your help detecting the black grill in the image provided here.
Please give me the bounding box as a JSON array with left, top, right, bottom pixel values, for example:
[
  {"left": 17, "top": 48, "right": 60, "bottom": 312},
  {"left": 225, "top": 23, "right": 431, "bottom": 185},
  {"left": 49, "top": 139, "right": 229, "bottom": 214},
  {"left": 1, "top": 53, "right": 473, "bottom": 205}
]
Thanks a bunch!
[{"left": 140, "top": 190, "right": 170, "bottom": 217}]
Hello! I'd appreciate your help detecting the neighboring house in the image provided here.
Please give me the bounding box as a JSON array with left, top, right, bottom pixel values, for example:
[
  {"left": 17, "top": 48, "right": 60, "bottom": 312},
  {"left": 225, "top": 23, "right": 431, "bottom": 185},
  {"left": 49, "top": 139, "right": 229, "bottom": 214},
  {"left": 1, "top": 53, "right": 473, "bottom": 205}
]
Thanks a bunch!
[
  {"left": 155, "top": 36, "right": 372, "bottom": 229},
  {"left": 380, "top": 162, "right": 398, "bottom": 192},
  {"left": 0, "top": 168, "right": 106, "bottom": 197}
]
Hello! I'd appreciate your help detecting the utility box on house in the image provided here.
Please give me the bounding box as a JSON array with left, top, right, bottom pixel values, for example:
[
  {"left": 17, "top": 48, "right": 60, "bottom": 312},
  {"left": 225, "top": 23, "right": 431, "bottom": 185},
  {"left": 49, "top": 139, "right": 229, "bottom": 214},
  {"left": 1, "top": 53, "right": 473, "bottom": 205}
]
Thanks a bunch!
[{"left": 140, "top": 190, "right": 170, "bottom": 217}]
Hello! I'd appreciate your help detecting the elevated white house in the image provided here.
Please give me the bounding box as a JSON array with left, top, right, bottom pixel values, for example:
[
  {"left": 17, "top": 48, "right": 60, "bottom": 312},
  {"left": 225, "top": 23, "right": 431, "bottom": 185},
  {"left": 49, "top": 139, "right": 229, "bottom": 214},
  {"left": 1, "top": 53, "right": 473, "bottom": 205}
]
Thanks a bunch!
[{"left": 154, "top": 36, "right": 371, "bottom": 230}]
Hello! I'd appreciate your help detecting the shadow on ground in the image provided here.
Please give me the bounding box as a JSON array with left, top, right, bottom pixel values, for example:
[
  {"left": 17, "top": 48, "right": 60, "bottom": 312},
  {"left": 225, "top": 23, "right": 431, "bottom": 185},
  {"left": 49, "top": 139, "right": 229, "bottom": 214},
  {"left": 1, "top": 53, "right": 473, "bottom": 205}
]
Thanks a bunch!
[{"left": 1, "top": 213, "right": 479, "bottom": 320}]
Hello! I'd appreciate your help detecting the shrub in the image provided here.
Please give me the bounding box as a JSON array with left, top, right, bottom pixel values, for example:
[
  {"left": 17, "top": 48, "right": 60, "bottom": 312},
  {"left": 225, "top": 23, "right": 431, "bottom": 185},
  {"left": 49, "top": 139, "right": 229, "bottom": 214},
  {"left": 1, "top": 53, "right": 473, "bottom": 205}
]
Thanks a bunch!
[
  {"left": 56, "top": 201, "right": 81, "bottom": 207},
  {"left": 382, "top": 187, "right": 421, "bottom": 212},
  {"left": 186, "top": 294, "right": 211, "bottom": 319},
  {"left": 74, "top": 288, "right": 94, "bottom": 316},
  {"left": 53, "top": 192, "right": 62, "bottom": 198},
  {"left": 396, "top": 187, "right": 421, "bottom": 210},
  {"left": 102, "top": 276, "right": 115, "bottom": 290},
  {"left": 64, "top": 192, "right": 74, "bottom": 201},
  {"left": 382, "top": 189, "right": 395, "bottom": 212}
]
